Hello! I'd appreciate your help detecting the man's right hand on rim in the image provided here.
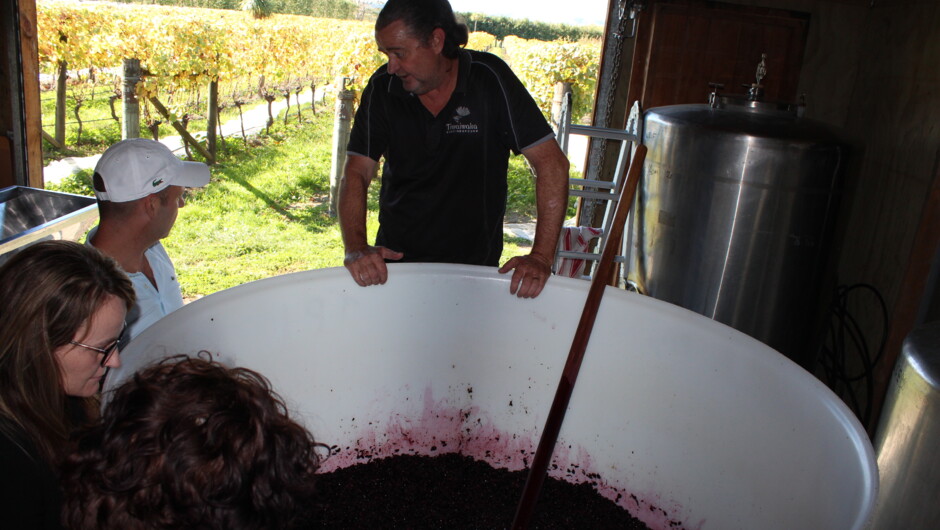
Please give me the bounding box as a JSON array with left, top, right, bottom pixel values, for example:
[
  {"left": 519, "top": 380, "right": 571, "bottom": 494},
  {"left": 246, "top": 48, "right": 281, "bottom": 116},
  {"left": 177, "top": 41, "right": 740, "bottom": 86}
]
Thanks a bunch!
[{"left": 344, "top": 246, "right": 404, "bottom": 286}]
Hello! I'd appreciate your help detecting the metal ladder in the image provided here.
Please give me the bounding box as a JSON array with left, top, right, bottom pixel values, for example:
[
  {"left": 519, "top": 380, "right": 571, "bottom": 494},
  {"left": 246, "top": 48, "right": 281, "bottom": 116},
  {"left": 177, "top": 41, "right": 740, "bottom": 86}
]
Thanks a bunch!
[{"left": 554, "top": 99, "right": 642, "bottom": 281}]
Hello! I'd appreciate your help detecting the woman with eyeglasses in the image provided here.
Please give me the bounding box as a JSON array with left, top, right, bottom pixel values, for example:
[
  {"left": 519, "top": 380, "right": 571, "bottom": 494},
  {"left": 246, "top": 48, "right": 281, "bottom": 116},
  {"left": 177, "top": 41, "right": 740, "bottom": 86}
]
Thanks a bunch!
[{"left": 0, "top": 240, "right": 135, "bottom": 529}]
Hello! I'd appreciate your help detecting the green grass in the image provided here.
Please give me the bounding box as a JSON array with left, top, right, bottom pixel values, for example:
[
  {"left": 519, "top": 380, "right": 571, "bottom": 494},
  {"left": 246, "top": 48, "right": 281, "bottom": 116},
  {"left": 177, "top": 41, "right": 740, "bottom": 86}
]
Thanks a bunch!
[
  {"left": 47, "top": 102, "right": 560, "bottom": 299},
  {"left": 165, "top": 113, "right": 344, "bottom": 296}
]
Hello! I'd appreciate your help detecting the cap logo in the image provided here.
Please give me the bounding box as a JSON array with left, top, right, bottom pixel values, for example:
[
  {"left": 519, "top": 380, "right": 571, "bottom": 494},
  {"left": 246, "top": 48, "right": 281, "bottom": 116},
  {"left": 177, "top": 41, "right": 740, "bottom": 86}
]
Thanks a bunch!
[{"left": 152, "top": 178, "right": 164, "bottom": 187}]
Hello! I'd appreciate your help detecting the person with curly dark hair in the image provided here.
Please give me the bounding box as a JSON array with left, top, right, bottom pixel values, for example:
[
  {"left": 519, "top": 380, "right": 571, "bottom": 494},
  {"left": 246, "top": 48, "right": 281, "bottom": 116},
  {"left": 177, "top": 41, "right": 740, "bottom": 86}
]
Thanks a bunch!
[
  {"left": 60, "top": 355, "right": 324, "bottom": 530},
  {"left": 0, "top": 240, "right": 135, "bottom": 530}
]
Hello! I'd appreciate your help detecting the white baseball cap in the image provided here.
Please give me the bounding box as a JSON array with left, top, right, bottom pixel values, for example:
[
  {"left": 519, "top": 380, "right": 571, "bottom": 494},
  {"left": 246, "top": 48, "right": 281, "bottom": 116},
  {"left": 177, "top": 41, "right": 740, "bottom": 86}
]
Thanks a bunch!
[{"left": 93, "top": 139, "right": 210, "bottom": 203}]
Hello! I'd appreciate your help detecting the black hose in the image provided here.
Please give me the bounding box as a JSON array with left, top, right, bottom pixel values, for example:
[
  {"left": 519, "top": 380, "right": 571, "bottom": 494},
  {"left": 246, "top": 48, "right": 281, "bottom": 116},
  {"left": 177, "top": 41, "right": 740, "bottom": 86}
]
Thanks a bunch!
[{"left": 812, "top": 283, "right": 888, "bottom": 426}]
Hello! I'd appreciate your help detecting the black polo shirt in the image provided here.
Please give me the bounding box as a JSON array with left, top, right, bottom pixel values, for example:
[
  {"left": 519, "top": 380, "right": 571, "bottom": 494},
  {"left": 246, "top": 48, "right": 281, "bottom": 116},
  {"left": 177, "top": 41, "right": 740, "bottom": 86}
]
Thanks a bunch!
[{"left": 347, "top": 49, "right": 554, "bottom": 266}]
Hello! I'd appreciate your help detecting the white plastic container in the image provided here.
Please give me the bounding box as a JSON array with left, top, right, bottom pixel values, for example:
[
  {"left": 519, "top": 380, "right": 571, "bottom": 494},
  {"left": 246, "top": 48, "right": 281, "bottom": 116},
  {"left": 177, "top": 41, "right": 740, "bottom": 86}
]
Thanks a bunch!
[{"left": 106, "top": 264, "right": 877, "bottom": 530}]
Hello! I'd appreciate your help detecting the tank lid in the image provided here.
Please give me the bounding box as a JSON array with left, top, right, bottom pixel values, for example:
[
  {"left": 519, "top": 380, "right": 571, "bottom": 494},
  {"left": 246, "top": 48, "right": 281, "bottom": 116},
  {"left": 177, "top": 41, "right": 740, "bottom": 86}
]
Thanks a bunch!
[
  {"left": 703, "top": 53, "right": 805, "bottom": 118},
  {"left": 644, "top": 103, "right": 846, "bottom": 145},
  {"left": 714, "top": 95, "right": 799, "bottom": 117},
  {"left": 650, "top": 53, "right": 845, "bottom": 144}
]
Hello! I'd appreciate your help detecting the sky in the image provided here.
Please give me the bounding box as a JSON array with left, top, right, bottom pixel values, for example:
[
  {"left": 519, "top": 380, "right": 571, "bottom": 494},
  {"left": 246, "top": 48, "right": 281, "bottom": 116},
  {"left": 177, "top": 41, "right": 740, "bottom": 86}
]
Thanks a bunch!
[{"left": 446, "top": 0, "right": 610, "bottom": 27}]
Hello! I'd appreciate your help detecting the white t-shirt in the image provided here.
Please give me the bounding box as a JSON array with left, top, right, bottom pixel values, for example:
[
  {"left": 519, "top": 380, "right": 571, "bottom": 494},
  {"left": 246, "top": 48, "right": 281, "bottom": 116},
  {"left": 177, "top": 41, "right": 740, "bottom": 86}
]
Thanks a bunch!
[{"left": 86, "top": 227, "right": 184, "bottom": 339}]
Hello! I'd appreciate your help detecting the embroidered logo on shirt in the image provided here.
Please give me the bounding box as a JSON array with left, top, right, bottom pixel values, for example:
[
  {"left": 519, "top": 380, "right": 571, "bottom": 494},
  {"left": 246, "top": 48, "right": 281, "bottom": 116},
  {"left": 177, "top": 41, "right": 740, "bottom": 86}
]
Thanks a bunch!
[
  {"left": 446, "top": 106, "right": 478, "bottom": 134},
  {"left": 152, "top": 178, "right": 165, "bottom": 187}
]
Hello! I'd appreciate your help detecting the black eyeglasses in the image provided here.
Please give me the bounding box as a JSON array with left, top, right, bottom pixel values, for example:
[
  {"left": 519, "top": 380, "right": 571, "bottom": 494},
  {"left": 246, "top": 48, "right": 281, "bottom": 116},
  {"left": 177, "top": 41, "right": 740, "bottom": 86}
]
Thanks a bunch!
[{"left": 69, "top": 321, "right": 129, "bottom": 367}]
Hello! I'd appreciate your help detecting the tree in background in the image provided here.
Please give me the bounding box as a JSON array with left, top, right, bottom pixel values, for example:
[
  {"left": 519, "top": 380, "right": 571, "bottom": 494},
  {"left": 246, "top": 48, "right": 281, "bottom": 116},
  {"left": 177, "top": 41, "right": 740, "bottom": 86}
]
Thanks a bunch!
[
  {"left": 119, "top": 0, "right": 240, "bottom": 8},
  {"left": 242, "top": 0, "right": 273, "bottom": 19},
  {"left": 273, "top": 0, "right": 357, "bottom": 18},
  {"left": 114, "top": 0, "right": 358, "bottom": 19},
  {"left": 457, "top": 12, "right": 602, "bottom": 42}
]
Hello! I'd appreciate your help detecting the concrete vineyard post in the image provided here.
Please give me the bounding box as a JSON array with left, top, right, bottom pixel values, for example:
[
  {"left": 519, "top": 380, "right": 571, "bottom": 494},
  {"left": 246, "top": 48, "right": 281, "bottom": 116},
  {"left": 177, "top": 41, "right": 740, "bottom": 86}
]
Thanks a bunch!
[
  {"left": 122, "top": 58, "right": 141, "bottom": 140},
  {"left": 330, "top": 78, "right": 355, "bottom": 217}
]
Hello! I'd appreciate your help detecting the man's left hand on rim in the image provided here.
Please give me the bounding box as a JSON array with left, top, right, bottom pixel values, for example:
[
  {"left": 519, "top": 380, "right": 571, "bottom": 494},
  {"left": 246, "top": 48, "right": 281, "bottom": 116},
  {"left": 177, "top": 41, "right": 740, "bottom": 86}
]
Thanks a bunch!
[{"left": 498, "top": 253, "right": 553, "bottom": 299}]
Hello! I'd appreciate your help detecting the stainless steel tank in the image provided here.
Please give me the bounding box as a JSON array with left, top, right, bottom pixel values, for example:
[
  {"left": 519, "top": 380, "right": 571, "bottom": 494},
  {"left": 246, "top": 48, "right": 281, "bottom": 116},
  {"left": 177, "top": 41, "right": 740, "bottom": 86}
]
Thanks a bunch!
[
  {"left": 625, "top": 95, "right": 846, "bottom": 367},
  {"left": 870, "top": 321, "right": 940, "bottom": 527}
]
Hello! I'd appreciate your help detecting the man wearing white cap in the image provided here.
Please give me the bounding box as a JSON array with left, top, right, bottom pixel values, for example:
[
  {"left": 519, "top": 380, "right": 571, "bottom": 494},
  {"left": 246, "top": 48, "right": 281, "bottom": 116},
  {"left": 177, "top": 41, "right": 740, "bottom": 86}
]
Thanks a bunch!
[{"left": 86, "top": 138, "right": 210, "bottom": 339}]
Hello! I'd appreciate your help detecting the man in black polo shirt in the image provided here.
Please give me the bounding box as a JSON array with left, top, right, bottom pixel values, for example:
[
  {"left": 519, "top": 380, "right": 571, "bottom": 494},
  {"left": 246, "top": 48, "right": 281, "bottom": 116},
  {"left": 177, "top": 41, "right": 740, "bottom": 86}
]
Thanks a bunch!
[{"left": 339, "top": 0, "right": 569, "bottom": 298}]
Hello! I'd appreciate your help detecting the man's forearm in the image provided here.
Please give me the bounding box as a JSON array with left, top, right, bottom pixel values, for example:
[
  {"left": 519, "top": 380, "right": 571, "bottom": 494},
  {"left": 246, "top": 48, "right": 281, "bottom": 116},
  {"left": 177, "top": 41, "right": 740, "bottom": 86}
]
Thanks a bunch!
[
  {"left": 338, "top": 172, "right": 370, "bottom": 253},
  {"left": 531, "top": 173, "right": 568, "bottom": 264},
  {"left": 530, "top": 151, "right": 570, "bottom": 265}
]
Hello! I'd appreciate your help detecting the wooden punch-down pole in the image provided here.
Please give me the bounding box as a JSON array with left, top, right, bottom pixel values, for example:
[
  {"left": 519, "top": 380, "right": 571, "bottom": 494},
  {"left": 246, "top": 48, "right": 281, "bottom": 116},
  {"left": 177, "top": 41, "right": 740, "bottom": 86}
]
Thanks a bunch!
[{"left": 511, "top": 144, "right": 648, "bottom": 529}]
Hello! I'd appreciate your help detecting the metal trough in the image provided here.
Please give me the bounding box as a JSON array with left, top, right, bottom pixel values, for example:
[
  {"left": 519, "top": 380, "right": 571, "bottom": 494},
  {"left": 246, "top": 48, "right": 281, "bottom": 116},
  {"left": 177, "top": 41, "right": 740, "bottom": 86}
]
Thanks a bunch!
[{"left": 0, "top": 186, "right": 97, "bottom": 266}]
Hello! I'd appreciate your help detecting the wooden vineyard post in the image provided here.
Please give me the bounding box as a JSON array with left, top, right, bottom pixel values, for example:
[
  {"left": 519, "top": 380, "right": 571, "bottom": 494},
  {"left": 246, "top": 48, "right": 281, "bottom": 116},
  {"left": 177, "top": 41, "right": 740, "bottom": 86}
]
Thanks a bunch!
[
  {"left": 207, "top": 79, "right": 218, "bottom": 159},
  {"left": 329, "top": 78, "right": 355, "bottom": 217},
  {"left": 310, "top": 81, "right": 317, "bottom": 115},
  {"left": 122, "top": 58, "right": 141, "bottom": 139},
  {"left": 551, "top": 81, "right": 572, "bottom": 132},
  {"left": 55, "top": 60, "right": 67, "bottom": 145}
]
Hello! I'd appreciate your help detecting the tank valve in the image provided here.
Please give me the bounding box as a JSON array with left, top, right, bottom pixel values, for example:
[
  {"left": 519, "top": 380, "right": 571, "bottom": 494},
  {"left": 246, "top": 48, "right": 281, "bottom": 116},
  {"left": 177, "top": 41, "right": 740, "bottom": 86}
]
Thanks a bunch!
[
  {"left": 707, "top": 82, "right": 724, "bottom": 108},
  {"left": 745, "top": 53, "right": 767, "bottom": 101}
]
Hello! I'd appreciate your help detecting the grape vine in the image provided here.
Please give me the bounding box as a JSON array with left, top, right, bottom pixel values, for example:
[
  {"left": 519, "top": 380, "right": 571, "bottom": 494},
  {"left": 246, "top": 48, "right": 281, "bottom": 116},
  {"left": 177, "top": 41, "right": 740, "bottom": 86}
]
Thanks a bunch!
[{"left": 37, "top": 0, "right": 599, "bottom": 141}]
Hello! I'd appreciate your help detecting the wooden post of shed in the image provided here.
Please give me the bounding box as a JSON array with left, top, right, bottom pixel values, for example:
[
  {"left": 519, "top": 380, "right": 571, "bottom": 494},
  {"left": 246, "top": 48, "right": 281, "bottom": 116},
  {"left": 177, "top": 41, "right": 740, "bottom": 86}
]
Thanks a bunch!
[
  {"left": 330, "top": 78, "right": 355, "bottom": 217},
  {"left": 3, "top": 0, "right": 43, "bottom": 188},
  {"left": 122, "top": 58, "right": 141, "bottom": 140}
]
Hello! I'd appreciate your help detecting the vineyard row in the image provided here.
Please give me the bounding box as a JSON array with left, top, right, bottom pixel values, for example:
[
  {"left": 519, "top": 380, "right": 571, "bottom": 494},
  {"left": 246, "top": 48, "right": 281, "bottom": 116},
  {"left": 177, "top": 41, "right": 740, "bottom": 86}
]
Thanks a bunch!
[{"left": 38, "top": 0, "right": 600, "bottom": 135}]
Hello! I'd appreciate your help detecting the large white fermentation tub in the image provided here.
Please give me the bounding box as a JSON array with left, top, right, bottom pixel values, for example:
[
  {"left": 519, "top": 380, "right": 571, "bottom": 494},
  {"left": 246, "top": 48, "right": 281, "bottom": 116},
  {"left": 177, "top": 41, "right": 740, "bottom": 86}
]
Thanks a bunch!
[{"left": 106, "top": 264, "right": 877, "bottom": 530}]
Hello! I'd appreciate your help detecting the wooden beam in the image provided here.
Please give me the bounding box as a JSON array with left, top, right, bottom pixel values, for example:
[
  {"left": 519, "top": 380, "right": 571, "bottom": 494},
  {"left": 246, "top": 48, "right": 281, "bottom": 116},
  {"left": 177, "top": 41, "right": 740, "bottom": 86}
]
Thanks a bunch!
[
  {"left": 40, "top": 129, "right": 81, "bottom": 156},
  {"left": 148, "top": 97, "right": 215, "bottom": 165},
  {"left": 624, "top": 3, "right": 654, "bottom": 110},
  {"left": 19, "top": 0, "right": 43, "bottom": 188}
]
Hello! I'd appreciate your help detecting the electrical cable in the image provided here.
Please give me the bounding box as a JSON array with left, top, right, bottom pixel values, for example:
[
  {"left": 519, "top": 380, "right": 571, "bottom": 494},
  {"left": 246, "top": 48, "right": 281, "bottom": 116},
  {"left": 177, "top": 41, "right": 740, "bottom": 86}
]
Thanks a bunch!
[{"left": 812, "top": 283, "right": 888, "bottom": 426}]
